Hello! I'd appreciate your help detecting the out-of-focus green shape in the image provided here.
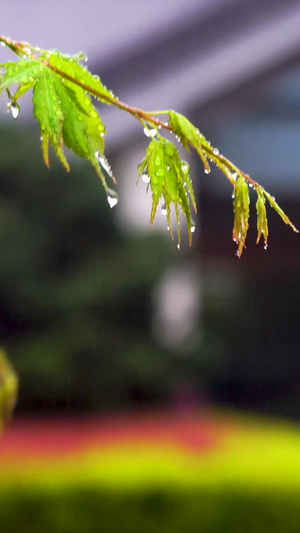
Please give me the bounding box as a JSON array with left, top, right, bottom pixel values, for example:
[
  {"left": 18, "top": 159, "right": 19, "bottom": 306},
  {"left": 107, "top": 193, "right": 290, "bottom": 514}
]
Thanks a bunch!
[{"left": 0, "top": 349, "right": 18, "bottom": 431}]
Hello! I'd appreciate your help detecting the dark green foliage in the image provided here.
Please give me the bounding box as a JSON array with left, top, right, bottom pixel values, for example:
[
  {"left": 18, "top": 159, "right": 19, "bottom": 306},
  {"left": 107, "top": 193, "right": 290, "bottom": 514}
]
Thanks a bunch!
[
  {"left": 0, "top": 127, "right": 173, "bottom": 411},
  {"left": 1, "top": 485, "right": 300, "bottom": 533}
]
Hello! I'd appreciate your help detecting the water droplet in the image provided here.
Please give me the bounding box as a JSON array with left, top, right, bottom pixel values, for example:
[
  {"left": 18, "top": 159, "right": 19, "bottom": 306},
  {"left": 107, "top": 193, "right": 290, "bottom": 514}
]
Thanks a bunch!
[
  {"left": 143, "top": 127, "right": 157, "bottom": 138},
  {"left": 204, "top": 168, "right": 211, "bottom": 174},
  {"left": 161, "top": 204, "right": 167, "bottom": 216},
  {"left": 177, "top": 243, "right": 181, "bottom": 251},
  {"left": 231, "top": 193, "right": 235, "bottom": 199},
  {"left": 232, "top": 172, "right": 238, "bottom": 180},
  {"left": 181, "top": 161, "right": 189, "bottom": 173},
  {"left": 142, "top": 173, "right": 150, "bottom": 184},
  {"left": 22, "top": 47, "right": 31, "bottom": 55},
  {"left": 213, "top": 147, "right": 219, "bottom": 155},
  {"left": 191, "top": 219, "right": 196, "bottom": 233},
  {"left": 238, "top": 232, "right": 241, "bottom": 239},
  {"left": 264, "top": 243, "right": 268, "bottom": 250},
  {"left": 95, "top": 152, "right": 114, "bottom": 179},
  {"left": 106, "top": 188, "right": 119, "bottom": 208},
  {"left": 167, "top": 226, "right": 170, "bottom": 232},
  {"left": 1, "top": 41, "right": 6, "bottom": 47},
  {"left": 10, "top": 103, "right": 19, "bottom": 119},
  {"left": 40, "top": 136, "right": 43, "bottom": 141},
  {"left": 249, "top": 183, "right": 253, "bottom": 188}
]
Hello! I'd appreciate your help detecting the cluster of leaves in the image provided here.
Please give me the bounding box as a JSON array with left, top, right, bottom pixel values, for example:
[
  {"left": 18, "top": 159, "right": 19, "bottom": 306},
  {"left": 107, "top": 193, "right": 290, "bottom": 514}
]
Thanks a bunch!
[
  {"left": 0, "top": 349, "right": 18, "bottom": 430},
  {"left": 0, "top": 36, "right": 298, "bottom": 255},
  {"left": 0, "top": 46, "right": 117, "bottom": 199}
]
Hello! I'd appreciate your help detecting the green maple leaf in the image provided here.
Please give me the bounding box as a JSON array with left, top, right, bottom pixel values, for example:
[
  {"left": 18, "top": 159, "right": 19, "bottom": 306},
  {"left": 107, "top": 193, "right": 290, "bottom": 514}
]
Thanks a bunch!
[
  {"left": 0, "top": 53, "right": 115, "bottom": 194},
  {"left": 138, "top": 138, "right": 197, "bottom": 245}
]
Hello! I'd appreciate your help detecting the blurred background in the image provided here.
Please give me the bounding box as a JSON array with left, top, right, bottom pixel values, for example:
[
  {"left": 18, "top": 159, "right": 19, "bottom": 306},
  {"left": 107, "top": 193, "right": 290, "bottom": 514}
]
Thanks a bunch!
[{"left": 1, "top": 1, "right": 300, "bottom": 532}]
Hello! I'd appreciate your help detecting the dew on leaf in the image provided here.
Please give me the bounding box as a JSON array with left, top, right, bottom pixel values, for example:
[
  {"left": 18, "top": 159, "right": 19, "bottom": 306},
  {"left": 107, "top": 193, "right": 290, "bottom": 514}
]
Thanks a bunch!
[
  {"left": 22, "top": 47, "right": 32, "bottom": 55},
  {"left": 232, "top": 171, "right": 238, "bottom": 180},
  {"left": 232, "top": 193, "right": 235, "bottom": 199},
  {"left": 213, "top": 147, "right": 219, "bottom": 155},
  {"left": 161, "top": 204, "right": 167, "bottom": 216},
  {"left": 106, "top": 188, "right": 119, "bottom": 208},
  {"left": 142, "top": 173, "right": 150, "bottom": 184},
  {"left": 191, "top": 220, "right": 196, "bottom": 233},
  {"left": 204, "top": 168, "right": 211, "bottom": 174},
  {"left": 181, "top": 161, "right": 189, "bottom": 173},
  {"left": 0, "top": 42, "right": 6, "bottom": 47}
]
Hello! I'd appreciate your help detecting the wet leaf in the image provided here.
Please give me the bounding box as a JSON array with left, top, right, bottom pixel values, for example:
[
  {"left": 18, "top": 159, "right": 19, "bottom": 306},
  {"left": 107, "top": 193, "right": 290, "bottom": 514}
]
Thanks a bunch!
[
  {"left": 232, "top": 177, "right": 250, "bottom": 258},
  {"left": 139, "top": 138, "right": 197, "bottom": 245},
  {"left": 264, "top": 190, "right": 298, "bottom": 234},
  {"left": 256, "top": 186, "right": 268, "bottom": 246}
]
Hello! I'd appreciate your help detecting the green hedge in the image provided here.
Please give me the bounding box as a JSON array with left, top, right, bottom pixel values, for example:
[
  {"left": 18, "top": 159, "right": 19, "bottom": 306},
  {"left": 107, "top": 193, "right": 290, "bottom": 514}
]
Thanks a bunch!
[{"left": 1, "top": 485, "right": 300, "bottom": 533}]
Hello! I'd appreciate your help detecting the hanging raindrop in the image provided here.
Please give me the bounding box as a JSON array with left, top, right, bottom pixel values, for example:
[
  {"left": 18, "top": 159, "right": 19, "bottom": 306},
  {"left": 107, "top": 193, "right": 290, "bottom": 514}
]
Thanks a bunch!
[
  {"left": 176, "top": 243, "right": 181, "bottom": 250},
  {"left": 213, "top": 147, "right": 219, "bottom": 155},
  {"left": 8, "top": 102, "right": 20, "bottom": 119},
  {"left": 161, "top": 204, "right": 167, "bottom": 216},
  {"left": 191, "top": 219, "right": 196, "bottom": 233},
  {"left": 142, "top": 173, "right": 150, "bottom": 184},
  {"left": 143, "top": 127, "right": 157, "bottom": 138},
  {"left": 204, "top": 168, "right": 211, "bottom": 174},
  {"left": 106, "top": 188, "right": 119, "bottom": 208}
]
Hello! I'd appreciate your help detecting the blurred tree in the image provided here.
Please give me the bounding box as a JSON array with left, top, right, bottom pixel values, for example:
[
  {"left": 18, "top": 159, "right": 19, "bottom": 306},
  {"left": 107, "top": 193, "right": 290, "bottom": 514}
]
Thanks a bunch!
[{"left": 0, "top": 126, "right": 175, "bottom": 412}]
